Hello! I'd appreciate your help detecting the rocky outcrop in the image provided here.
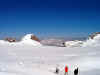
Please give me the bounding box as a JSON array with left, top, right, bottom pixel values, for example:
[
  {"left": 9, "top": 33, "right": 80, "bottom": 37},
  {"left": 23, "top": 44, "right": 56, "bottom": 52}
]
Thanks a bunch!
[
  {"left": 31, "top": 35, "right": 40, "bottom": 42},
  {"left": 89, "top": 32, "right": 100, "bottom": 39},
  {"left": 5, "top": 37, "right": 16, "bottom": 42}
]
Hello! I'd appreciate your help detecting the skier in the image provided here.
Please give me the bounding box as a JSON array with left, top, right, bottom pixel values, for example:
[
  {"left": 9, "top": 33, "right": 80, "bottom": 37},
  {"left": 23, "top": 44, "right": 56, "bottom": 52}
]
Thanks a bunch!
[
  {"left": 74, "top": 67, "right": 78, "bottom": 75},
  {"left": 64, "top": 65, "right": 68, "bottom": 75},
  {"left": 62, "top": 42, "right": 66, "bottom": 47}
]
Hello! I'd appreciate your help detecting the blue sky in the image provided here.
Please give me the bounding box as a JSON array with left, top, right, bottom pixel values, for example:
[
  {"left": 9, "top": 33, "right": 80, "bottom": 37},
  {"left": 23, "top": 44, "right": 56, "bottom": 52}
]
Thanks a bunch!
[{"left": 0, "top": 0, "right": 100, "bottom": 38}]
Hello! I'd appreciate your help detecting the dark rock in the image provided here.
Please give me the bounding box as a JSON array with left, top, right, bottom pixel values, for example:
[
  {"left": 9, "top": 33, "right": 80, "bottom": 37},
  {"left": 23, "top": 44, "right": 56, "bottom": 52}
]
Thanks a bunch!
[
  {"left": 31, "top": 35, "right": 40, "bottom": 42},
  {"left": 89, "top": 32, "right": 100, "bottom": 39},
  {"left": 5, "top": 37, "right": 16, "bottom": 42}
]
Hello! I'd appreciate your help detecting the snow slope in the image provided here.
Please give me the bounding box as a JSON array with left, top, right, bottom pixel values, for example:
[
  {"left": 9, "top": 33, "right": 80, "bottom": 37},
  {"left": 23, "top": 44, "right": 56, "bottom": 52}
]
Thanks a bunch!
[
  {"left": 0, "top": 33, "right": 100, "bottom": 75},
  {"left": 65, "top": 40, "right": 83, "bottom": 47},
  {"left": 0, "top": 45, "right": 100, "bottom": 75}
]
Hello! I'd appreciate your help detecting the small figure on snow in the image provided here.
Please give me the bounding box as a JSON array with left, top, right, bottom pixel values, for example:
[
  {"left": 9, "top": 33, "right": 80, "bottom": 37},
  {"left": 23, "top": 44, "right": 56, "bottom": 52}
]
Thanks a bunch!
[
  {"left": 55, "top": 67, "right": 59, "bottom": 74},
  {"left": 62, "top": 42, "right": 66, "bottom": 47},
  {"left": 64, "top": 65, "right": 68, "bottom": 75},
  {"left": 74, "top": 67, "right": 78, "bottom": 75}
]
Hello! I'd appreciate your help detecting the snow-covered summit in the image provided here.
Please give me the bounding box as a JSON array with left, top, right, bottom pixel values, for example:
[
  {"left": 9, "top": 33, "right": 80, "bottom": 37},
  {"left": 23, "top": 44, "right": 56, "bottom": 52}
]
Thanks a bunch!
[
  {"left": 65, "top": 32, "right": 100, "bottom": 47},
  {"left": 21, "top": 34, "right": 41, "bottom": 46},
  {"left": 83, "top": 32, "right": 100, "bottom": 47},
  {"left": 89, "top": 32, "right": 100, "bottom": 39},
  {"left": 22, "top": 34, "right": 34, "bottom": 41},
  {"left": 0, "top": 34, "right": 42, "bottom": 46}
]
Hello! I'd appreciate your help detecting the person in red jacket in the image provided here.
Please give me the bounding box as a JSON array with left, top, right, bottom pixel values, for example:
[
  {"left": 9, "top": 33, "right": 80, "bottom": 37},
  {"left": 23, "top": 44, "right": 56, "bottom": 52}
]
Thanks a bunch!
[{"left": 65, "top": 65, "right": 68, "bottom": 75}]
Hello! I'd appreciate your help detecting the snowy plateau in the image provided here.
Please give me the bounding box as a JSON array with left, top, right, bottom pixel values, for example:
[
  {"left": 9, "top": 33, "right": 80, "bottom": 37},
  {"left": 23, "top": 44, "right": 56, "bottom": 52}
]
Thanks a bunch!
[{"left": 0, "top": 33, "right": 100, "bottom": 75}]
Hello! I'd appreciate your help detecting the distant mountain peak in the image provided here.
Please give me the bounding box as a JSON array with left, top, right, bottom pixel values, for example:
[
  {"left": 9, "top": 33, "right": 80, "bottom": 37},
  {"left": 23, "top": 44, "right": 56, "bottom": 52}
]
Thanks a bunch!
[{"left": 89, "top": 32, "right": 100, "bottom": 39}]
